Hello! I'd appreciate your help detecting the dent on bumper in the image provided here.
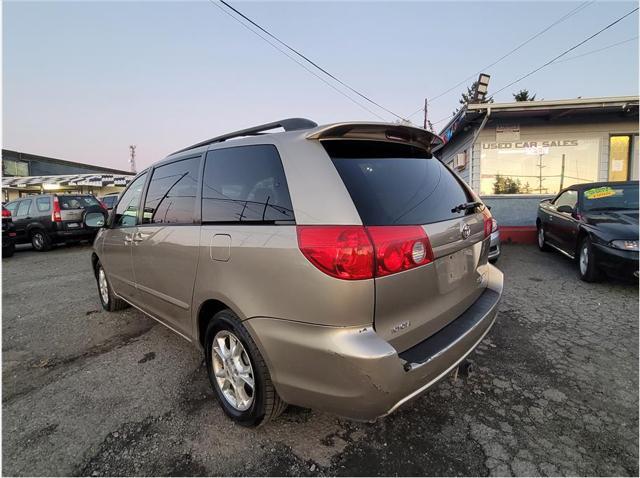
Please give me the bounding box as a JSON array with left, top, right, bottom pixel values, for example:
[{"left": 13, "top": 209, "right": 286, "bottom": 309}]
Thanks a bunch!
[{"left": 245, "top": 265, "right": 504, "bottom": 421}]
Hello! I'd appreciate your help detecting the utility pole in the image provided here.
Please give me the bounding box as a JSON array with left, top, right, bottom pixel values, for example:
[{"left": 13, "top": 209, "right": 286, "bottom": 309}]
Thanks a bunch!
[
  {"left": 423, "top": 98, "right": 428, "bottom": 130},
  {"left": 537, "top": 153, "right": 546, "bottom": 194},
  {"left": 129, "top": 145, "right": 137, "bottom": 173},
  {"left": 559, "top": 154, "right": 566, "bottom": 190}
]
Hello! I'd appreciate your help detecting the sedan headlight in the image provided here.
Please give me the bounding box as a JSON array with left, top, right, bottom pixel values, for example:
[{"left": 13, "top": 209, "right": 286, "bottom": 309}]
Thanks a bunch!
[{"left": 610, "top": 240, "right": 639, "bottom": 251}]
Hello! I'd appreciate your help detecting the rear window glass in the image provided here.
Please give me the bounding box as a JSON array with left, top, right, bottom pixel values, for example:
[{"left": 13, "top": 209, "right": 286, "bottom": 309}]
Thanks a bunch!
[
  {"left": 202, "top": 145, "right": 295, "bottom": 223},
  {"left": 36, "top": 197, "right": 51, "bottom": 212},
  {"left": 58, "top": 196, "right": 99, "bottom": 209},
  {"left": 324, "top": 141, "right": 472, "bottom": 225}
]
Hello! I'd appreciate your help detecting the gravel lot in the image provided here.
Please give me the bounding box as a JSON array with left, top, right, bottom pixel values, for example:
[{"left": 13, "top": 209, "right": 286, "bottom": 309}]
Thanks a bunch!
[{"left": 2, "top": 243, "right": 638, "bottom": 476}]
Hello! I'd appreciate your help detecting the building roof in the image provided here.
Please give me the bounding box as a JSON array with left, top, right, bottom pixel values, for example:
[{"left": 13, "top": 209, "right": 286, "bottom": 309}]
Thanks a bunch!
[
  {"left": 438, "top": 95, "right": 639, "bottom": 148},
  {"left": 2, "top": 149, "right": 132, "bottom": 176},
  {"left": 3, "top": 173, "right": 133, "bottom": 188}
]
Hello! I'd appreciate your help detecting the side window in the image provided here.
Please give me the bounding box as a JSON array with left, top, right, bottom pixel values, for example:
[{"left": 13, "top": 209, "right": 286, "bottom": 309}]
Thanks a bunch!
[
  {"left": 202, "top": 145, "right": 295, "bottom": 223},
  {"left": 142, "top": 157, "right": 201, "bottom": 225},
  {"left": 36, "top": 197, "right": 51, "bottom": 212},
  {"left": 16, "top": 199, "right": 32, "bottom": 217},
  {"left": 113, "top": 173, "right": 148, "bottom": 228},
  {"left": 554, "top": 190, "right": 577, "bottom": 210},
  {"left": 5, "top": 202, "right": 18, "bottom": 216}
]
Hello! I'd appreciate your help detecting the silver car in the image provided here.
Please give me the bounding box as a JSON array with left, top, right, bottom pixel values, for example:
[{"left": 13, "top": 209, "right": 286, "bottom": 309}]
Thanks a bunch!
[{"left": 86, "top": 119, "right": 503, "bottom": 427}]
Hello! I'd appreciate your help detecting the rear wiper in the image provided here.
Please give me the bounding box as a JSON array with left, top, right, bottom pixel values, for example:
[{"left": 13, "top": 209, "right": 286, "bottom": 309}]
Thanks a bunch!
[{"left": 451, "top": 201, "right": 482, "bottom": 214}]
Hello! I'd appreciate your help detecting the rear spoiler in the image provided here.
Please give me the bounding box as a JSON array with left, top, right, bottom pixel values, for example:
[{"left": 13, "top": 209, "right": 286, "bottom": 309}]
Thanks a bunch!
[{"left": 306, "top": 122, "right": 444, "bottom": 154}]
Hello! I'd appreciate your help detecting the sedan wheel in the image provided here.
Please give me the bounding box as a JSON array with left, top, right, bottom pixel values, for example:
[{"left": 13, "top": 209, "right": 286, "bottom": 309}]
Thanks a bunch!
[
  {"left": 537, "top": 226, "right": 550, "bottom": 251},
  {"left": 98, "top": 267, "right": 110, "bottom": 305},
  {"left": 579, "top": 244, "right": 589, "bottom": 276},
  {"left": 578, "top": 237, "right": 601, "bottom": 282}
]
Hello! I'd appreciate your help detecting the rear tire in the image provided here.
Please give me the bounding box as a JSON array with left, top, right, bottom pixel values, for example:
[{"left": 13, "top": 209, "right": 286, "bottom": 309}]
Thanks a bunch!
[
  {"left": 31, "top": 230, "right": 52, "bottom": 252},
  {"left": 537, "top": 224, "right": 551, "bottom": 252},
  {"left": 95, "top": 261, "right": 129, "bottom": 311},
  {"left": 204, "top": 309, "right": 286, "bottom": 427},
  {"left": 578, "top": 237, "right": 601, "bottom": 282}
]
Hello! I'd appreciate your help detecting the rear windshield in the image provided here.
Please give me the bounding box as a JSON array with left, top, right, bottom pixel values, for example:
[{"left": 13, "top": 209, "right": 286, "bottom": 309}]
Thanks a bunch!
[
  {"left": 58, "top": 195, "right": 100, "bottom": 210},
  {"left": 582, "top": 184, "right": 639, "bottom": 212},
  {"left": 325, "top": 141, "right": 472, "bottom": 225},
  {"left": 102, "top": 195, "right": 119, "bottom": 208}
]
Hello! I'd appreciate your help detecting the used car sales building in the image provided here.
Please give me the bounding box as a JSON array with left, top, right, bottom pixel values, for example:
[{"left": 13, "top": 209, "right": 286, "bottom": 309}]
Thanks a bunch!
[{"left": 436, "top": 95, "right": 639, "bottom": 243}]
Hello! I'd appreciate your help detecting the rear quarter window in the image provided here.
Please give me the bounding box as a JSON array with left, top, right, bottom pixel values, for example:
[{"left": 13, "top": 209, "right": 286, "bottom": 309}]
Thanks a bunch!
[
  {"left": 324, "top": 141, "right": 473, "bottom": 225},
  {"left": 36, "top": 197, "right": 51, "bottom": 212},
  {"left": 59, "top": 196, "right": 99, "bottom": 209}
]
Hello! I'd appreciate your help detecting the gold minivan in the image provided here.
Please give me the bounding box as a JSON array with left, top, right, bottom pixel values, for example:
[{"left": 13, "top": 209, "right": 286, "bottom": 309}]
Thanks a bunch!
[{"left": 86, "top": 119, "right": 503, "bottom": 427}]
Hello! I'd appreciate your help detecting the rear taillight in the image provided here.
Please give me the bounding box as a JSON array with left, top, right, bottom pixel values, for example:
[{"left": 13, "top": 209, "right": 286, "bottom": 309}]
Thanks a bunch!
[
  {"left": 482, "top": 208, "right": 492, "bottom": 238},
  {"left": 297, "top": 226, "right": 374, "bottom": 280},
  {"left": 2, "top": 208, "right": 10, "bottom": 218},
  {"left": 296, "top": 225, "right": 433, "bottom": 280},
  {"left": 366, "top": 226, "right": 433, "bottom": 277},
  {"left": 52, "top": 197, "right": 62, "bottom": 222}
]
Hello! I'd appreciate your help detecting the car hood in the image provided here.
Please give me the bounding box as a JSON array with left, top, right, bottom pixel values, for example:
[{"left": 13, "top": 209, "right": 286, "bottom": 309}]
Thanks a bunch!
[{"left": 583, "top": 209, "right": 639, "bottom": 240}]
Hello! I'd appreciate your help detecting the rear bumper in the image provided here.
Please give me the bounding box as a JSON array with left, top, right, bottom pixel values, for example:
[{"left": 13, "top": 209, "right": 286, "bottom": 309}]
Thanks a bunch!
[
  {"left": 245, "top": 265, "right": 503, "bottom": 421},
  {"left": 592, "top": 243, "right": 639, "bottom": 278},
  {"left": 51, "top": 228, "right": 95, "bottom": 241}
]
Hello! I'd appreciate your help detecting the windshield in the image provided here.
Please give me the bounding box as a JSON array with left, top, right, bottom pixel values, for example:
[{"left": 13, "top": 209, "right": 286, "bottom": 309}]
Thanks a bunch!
[{"left": 582, "top": 184, "right": 639, "bottom": 212}]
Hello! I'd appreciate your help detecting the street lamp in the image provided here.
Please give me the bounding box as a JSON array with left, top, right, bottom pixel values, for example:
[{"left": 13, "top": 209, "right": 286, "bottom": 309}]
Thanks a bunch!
[{"left": 474, "top": 73, "right": 491, "bottom": 102}]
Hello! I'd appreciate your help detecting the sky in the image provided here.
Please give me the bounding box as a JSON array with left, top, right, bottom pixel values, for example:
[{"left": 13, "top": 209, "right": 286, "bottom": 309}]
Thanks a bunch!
[{"left": 3, "top": 1, "right": 639, "bottom": 172}]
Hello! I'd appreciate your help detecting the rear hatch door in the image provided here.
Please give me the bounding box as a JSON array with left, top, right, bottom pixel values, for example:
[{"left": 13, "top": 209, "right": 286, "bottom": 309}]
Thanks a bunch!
[
  {"left": 326, "top": 140, "right": 491, "bottom": 352},
  {"left": 58, "top": 195, "right": 103, "bottom": 230}
]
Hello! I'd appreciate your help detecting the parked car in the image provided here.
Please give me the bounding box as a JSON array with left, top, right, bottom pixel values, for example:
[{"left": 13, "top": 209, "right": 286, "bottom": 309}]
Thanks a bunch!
[
  {"left": 87, "top": 119, "right": 504, "bottom": 427},
  {"left": 488, "top": 217, "right": 500, "bottom": 263},
  {"left": 537, "top": 181, "right": 639, "bottom": 281},
  {"left": 4, "top": 194, "right": 106, "bottom": 251},
  {"left": 99, "top": 193, "right": 120, "bottom": 211},
  {"left": 2, "top": 206, "right": 16, "bottom": 257}
]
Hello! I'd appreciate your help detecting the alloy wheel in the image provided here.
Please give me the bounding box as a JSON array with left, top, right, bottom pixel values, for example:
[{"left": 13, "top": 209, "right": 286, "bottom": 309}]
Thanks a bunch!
[
  {"left": 580, "top": 245, "right": 589, "bottom": 275},
  {"left": 33, "top": 233, "right": 43, "bottom": 249},
  {"left": 538, "top": 228, "right": 545, "bottom": 248},
  {"left": 211, "top": 330, "right": 255, "bottom": 411},
  {"left": 98, "top": 267, "right": 109, "bottom": 305}
]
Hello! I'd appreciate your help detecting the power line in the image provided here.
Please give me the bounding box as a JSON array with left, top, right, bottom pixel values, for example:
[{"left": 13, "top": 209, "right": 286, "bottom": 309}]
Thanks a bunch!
[
  {"left": 407, "top": 1, "right": 594, "bottom": 119},
  {"left": 489, "top": 7, "right": 639, "bottom": 99},
  {"left": 550, "top": 36, "right": 638, "bottom": 64},
  {"left": 206, "top": 0, "right": 386, "bottom": 121},
  {"left": 216, "top": 0, "right": 407, "bottom": 122}
]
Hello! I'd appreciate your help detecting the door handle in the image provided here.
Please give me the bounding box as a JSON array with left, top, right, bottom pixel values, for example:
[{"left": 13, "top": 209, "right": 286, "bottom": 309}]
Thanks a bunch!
[{"left": 132, "top": 232, "right": 146, "bottom": 243}]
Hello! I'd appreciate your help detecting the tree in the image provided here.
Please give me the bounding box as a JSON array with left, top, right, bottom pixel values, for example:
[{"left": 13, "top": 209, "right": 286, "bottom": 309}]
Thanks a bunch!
[
  {"left": 493, "top": 174, "right": 528, "bottom": 194},
  {"left": 453, "top": 81, "right": 494, "bottom": 115},
  {"left": 513, "top": 89, "right": 536, "bottom": 102}
]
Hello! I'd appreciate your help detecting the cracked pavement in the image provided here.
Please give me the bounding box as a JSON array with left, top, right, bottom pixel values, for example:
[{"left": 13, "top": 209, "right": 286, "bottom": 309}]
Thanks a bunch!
[{"left": 2, "top": 243, "right": 638, "bottom": 476}]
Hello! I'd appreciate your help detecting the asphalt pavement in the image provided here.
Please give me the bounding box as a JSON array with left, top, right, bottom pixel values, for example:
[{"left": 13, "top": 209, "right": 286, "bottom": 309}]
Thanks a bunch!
[{"left": 2, "top": 242, "right": 638, "bottom": 476}]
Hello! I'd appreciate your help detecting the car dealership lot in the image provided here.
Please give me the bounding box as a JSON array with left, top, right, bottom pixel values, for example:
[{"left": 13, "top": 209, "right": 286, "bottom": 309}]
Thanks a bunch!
[{"left": 2, "top": 244, "right": 638, "bottom": 476}]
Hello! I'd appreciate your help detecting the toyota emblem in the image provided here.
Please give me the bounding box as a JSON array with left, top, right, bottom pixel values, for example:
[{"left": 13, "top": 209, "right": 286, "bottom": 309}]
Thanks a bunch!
[{"left": 461, "top": 223, "right": 471, "bottom": 239}]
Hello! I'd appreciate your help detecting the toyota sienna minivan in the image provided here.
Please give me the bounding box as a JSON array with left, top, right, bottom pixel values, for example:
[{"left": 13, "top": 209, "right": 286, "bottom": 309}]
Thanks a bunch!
[{"left": 86, "top": 119, "right": 503, "bottom": 427}]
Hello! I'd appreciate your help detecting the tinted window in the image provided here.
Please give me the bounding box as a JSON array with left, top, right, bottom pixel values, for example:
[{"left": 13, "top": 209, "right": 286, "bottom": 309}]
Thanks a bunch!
[
  {"left": 325, "top": 141, "right": 472, "bottom": 225},
  {"left": 113, "top": 173, "right": 147, "bottom": 227},
  {"left": 554, "top": 190, "right": 577, "bottom": 209},
  {"left": 36, "top": 197, "right": 51, "bottom": 212},
  {"left": 582, "top": 184, "right": 639, "bottom": 211},
  {"left": 58, "top": 195, "right": 99, "bottom": 209},
  {"left": 202, "top": 145, "right": 295, "bottom": 223},
  {"left": 16, "top": 199, "right": 32, "bottom": 217},
  {"left": 5, "top": 202, "right": 18, "bottom": 216},
  {"left": 102, "top": 195, "right": 118, "bottom": 208},
  {"left": 143, "top": 157, "right": 200, "bottom": 224}
]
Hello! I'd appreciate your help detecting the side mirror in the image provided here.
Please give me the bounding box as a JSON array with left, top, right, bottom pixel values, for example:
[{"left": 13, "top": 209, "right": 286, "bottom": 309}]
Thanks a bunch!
[
  {"left": 84, "top": 211, "right": 106, "bottom": 228},
  {"left": 557, "top": 205, "right": 573, "bottom": 214}
]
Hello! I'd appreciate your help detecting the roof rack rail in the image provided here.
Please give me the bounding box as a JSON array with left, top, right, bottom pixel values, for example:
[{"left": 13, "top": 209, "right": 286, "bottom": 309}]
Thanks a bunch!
[{"left": 170, "top": 117, "right": 318, "bottom": 155}]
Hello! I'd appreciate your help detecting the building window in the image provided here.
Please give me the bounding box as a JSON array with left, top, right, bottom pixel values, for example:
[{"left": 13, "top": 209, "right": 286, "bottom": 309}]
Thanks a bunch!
[
  {"left": 3, "top": 159, "right": 29, "bottom": 177},
  {"left": 609, "top": 135, "right": 632, "bottom": 181},
  {"left": 479, "top": 137, "right": 600, "bottom": 195}
]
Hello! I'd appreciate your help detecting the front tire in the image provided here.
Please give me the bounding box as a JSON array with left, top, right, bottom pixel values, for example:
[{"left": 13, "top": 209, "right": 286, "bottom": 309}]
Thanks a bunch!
[
  {"left": 537, "top": 224, "right": 551, "bottom": 252},
  {"left": 31, "top": 230, "right": 52, "bottom": 252},
  {"left": 578, "top": 237, "right": 601, "bottom": 282},
  {"left": 204, "top": 309, "right": 286, "bottom": 427},
  {"left": 95, "top": 261, "right": 129, "bottom": 311}
]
